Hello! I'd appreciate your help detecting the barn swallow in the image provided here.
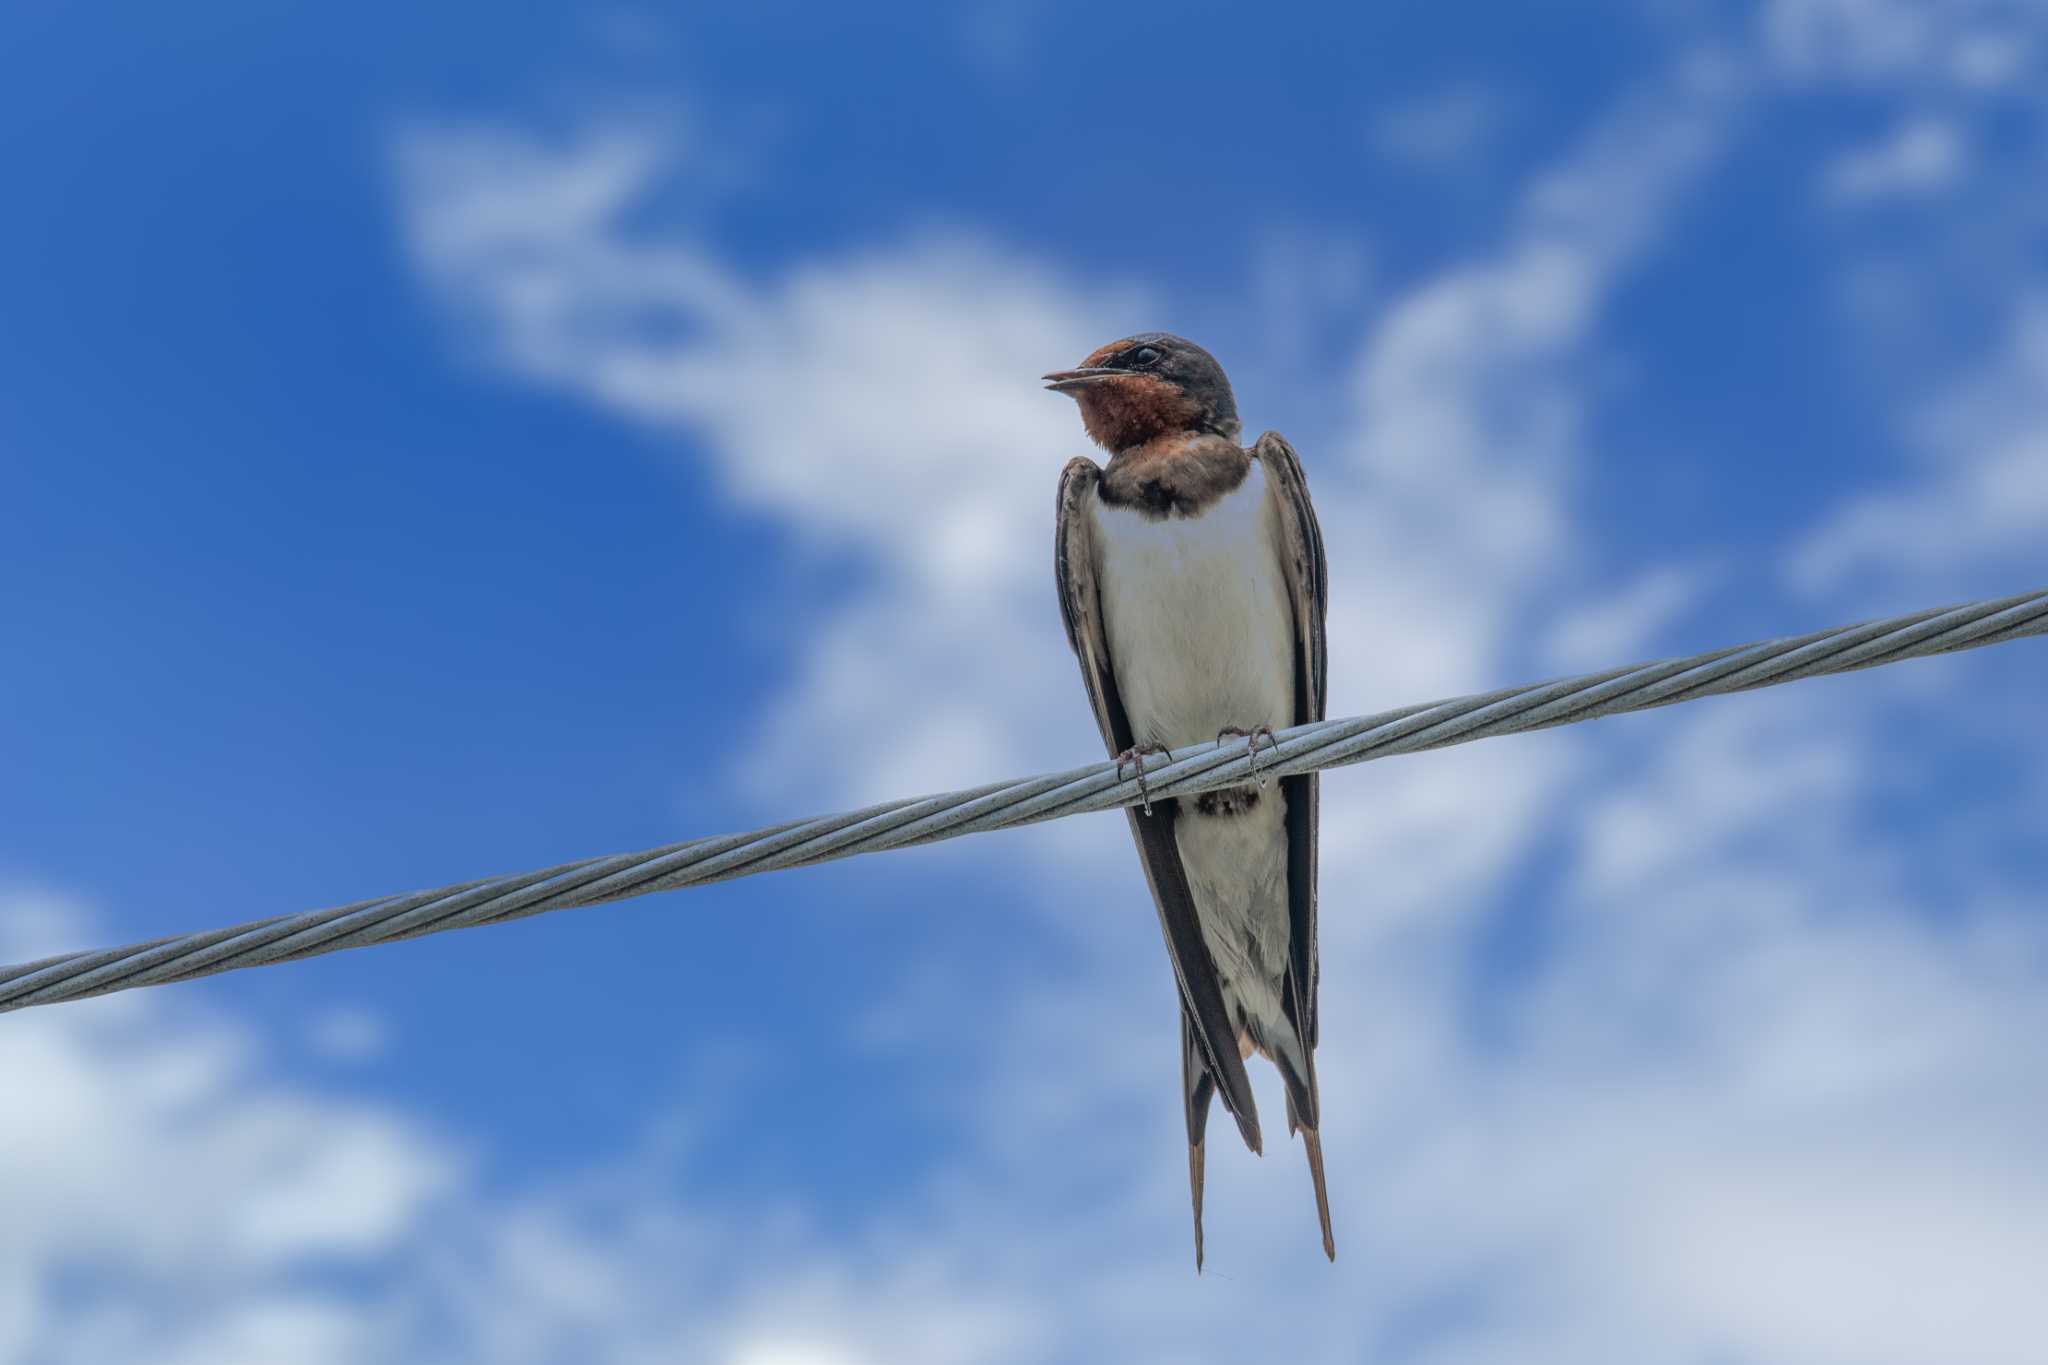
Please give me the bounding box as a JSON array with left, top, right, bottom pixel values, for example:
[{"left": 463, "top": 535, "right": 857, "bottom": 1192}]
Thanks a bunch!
[{"left": 1047, "top": 333, "right": 1331, "bottom": 1268}]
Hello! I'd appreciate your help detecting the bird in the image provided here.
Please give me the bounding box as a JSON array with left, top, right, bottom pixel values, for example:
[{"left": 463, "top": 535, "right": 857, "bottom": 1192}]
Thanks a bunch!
[{"left": 1046, "top": 332, "right": 1330, "bottom": 1269}]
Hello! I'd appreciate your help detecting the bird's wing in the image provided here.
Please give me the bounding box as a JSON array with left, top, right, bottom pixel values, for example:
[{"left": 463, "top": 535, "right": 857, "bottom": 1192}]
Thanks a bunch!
[
  {"left": 1055, "top": 457, "right": 1262, "bottom": 1157},
  {"left": 1253, "top": 430, "right": 1327, "bottom": 1053},
  {"left": 1254, "top": 430, "right": 1335, "bottom": 1260}
]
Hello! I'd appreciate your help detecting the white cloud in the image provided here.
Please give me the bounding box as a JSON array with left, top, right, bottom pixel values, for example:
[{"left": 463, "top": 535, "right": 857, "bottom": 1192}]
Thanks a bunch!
[
  {"left": 1774, "top": 0, "right": 2048, "bottom": 607},
  {"left": 0, "top": 892, "right": 1059, "bottom": 1364},
  {"left": 306, "top": 1005, "right": 389, "bottom": 1062},
  {"left": 1823, "top": 115, "right": 1968, "bottom": 203},
  {"left": 1762, "top": 0, "right": 2039, "bottom": 87},
  {"left": 0, "top": 892, "right": 458, "bottom": 1365},
  {"left": 1510, "top": 690, "right": 2048, "bottom": 1365},
  {"left": 1764, "top": 0, "right": 1944, "bottom": 79},
  {"left": 1541, "top": 564, "right": 1708, "bottom": 670},
  {"left": 1948, "top": 26, "right": 2033, "bottom": 87},
  {"left": 397, "top": 124, "right": 1150, "bottom": 806},
  {"left": 1790, "top": 296, "right": 2048, "bottom": 596}
]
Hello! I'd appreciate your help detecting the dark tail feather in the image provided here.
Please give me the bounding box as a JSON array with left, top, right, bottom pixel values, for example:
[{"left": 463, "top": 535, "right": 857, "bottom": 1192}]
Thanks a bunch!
[
  {"left": 1181, "top": 1010, "right": 1216, "bottom": 1271},
  {"left": 1273, "top": 969, "right": 1320, "bottom": 1131},
  {"left": 1302, "top": 1121, "right": 1335, "bottom": 1262},
  {"left": 1280, "top": 970, "right": 1333, "bottom": 1259},
  {"left": 1283, "top": 1090, "right": 1336, "bottom": 1261}
]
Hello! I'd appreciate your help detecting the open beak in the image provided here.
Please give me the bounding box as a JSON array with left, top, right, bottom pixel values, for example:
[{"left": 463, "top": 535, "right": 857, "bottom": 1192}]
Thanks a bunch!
[{"left": 1042, "top": 366, "right": 1127, "bottom": 393}]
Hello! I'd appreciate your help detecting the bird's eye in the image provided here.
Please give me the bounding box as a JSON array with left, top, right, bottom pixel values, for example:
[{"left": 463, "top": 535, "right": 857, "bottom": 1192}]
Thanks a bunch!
[{"left": 1131, "top": 346, "right": 1162, "bottom": 367}]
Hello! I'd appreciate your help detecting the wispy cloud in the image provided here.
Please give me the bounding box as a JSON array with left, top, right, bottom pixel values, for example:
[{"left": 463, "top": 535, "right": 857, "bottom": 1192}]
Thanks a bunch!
[
  {"left": 1773, "top": 0, "right": 2048, "bottom": 610},
  {"left": 1790, "top": 295, "right": 2048, "bottom": 599},
  {"left": 1761, "top": 0, "right": 2038, "bottom": 86},
  {"left": 1541, "top": 563, "right": 1710, "bottom": 670},
  {"left": 305, "top": 1005, "right": 390, "bottom": 1063},
  {"left": 0, "top": 893, "right": 458, "bottom": 1364},
  {"left": 1822, "top": 115, "right": 1968, "bottom": 203}
]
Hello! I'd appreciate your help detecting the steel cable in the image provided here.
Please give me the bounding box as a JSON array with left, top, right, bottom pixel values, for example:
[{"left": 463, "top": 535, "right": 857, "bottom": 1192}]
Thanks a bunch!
[{"left": 3, "top": 586, "right": 2042, "bottom": 1015}]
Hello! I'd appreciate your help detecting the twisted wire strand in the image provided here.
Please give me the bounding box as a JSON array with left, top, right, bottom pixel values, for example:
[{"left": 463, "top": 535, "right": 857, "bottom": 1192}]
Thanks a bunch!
[{"left": 4, "top": 587, "right": 2043, "bottom": 1015}]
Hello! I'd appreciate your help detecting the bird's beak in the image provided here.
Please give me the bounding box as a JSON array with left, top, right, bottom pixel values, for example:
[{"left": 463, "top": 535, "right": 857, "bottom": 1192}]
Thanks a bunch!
[{"left": 1042, "top": 366, "right": 1126, "bottom": 393}]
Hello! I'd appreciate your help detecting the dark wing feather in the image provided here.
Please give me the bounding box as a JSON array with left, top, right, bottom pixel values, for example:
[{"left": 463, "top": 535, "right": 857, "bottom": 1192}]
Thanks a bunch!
[
  {"left": 1253, "top": 431, "right": 1327, "bottom": 1050},
  {"left": 1255, "top": 430, "right": 1334, "bottom": 1259},
  {"left": 1055, "top": 457, "right": 1262, "bottom": 1154}
]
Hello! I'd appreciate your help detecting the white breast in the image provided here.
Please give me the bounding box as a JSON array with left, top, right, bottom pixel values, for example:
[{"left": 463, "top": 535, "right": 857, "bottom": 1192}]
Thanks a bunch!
[{"left": 1091, "top": 460, "right": 1296, "bottom": 752}]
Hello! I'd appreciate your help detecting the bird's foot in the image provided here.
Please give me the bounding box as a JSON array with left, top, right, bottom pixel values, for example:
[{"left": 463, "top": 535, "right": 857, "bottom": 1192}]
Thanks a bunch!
[
  {"left": 1216, "top": 725, "right": 1279, "bottom": 787},
  {"left": 1115, "top": 743, "right": 1171, "bottom": 815}
]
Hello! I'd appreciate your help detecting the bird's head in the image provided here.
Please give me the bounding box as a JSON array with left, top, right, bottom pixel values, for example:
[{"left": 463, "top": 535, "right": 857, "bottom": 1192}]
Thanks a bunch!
[{"left": 1044, "top": 332, "right": 1240, "bottom": 453}]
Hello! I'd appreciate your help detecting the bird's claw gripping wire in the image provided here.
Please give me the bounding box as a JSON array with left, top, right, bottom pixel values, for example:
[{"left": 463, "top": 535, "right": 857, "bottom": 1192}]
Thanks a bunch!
[
  {"left": 1115, "top": 743, "right": 1172, "bottom": 815},
  {"left": 1216, "top": 725, "right": 1279, "bottom": 788}
]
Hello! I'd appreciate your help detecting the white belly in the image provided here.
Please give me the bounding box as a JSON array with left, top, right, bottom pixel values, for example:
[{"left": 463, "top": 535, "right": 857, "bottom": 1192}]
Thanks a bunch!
[
  {"left": 1092, "top": 460, "right": 1299, "bottom": 1041},
  {"left": 1092, "top": 460, "right": 1296, "bottom": 751}
]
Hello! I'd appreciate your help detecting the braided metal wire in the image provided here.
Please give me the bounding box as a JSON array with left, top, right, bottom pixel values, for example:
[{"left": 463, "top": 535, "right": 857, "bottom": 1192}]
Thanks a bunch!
[{"left": 3, "top": 586, "right": 2043, "bottom": 1015}]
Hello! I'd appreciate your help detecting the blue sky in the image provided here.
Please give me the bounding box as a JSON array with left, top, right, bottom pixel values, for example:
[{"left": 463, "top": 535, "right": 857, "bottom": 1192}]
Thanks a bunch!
[{"left": 4, "top": 1, "right": 2047, "bottom": 1360}]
